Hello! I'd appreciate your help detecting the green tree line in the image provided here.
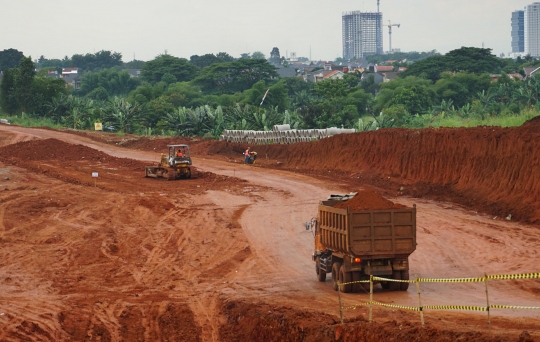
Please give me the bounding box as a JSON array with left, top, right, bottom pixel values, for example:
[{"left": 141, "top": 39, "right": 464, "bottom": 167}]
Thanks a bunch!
[{"left": 1, "top": 47, "right": 540, "bottom": 136}]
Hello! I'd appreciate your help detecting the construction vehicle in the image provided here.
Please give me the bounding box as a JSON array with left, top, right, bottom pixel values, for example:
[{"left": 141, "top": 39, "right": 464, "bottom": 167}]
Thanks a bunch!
[
  {"left": 145, "top": 144, "right": 192, "bottom": 180},
  {"left": 309, "top": 193, "right": 416, "bottom": 293}
]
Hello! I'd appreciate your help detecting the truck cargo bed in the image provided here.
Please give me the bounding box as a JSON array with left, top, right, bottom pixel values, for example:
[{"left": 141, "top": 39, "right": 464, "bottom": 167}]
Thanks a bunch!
[{"left": 318, "top": 200, "right": 416, "bottom": 258}]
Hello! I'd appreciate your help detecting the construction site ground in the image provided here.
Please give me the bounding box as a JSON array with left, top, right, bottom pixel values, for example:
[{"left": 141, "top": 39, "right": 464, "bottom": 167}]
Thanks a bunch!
[{"left": 0, "top": 122, "right": 539, "bottom": 342}]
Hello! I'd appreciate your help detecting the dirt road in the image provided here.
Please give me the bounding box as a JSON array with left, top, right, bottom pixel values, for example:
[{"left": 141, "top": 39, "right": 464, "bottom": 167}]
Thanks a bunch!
[{"left": 0, "top": 125, "right": 538, "bottom": 341}]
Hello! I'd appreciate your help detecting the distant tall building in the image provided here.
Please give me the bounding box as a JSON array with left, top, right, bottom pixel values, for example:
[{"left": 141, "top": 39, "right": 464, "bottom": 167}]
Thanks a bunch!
[
  {"left": 525, "top": 2, "right": 540, "bottom": 56},
  {"left": 511, "top": 10, "right": 524, "bottom": 53},
  {"left": 342, "top": 11, "right": 383, "bottom": 60}
]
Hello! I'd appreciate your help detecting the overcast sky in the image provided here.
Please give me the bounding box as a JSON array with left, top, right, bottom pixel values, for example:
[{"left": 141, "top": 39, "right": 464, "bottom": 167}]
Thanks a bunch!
[{"left": 1, "top": 0, "right": 532, "bottom": 62}]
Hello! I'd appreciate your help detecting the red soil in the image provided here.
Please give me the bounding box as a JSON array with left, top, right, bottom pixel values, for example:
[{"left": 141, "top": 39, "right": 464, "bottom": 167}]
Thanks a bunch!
[
  {"left": 202, "top": 122, "right": 540, "bottom": 224},
  {"left": 333, "top": 189, "right": 407, "bottom": 210},
  {"left": 1, "top": 123, "right": 539, "bottom": 341}
]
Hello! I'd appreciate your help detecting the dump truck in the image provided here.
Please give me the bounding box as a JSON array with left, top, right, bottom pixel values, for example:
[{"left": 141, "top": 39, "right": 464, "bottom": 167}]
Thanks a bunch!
[{"left": 310, "top": 193, "right": 416, "bottom": 293}]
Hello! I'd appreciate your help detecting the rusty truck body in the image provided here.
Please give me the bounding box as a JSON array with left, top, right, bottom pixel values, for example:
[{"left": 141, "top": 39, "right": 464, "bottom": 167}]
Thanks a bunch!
[{"left": 311, "top": 199, "right": 416, "bottom": 293}]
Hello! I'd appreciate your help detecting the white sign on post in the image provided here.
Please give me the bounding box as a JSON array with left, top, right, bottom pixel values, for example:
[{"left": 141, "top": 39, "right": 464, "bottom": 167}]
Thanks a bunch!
[{"left": 92, "top": 172, "right": 99, "bottom": 178}]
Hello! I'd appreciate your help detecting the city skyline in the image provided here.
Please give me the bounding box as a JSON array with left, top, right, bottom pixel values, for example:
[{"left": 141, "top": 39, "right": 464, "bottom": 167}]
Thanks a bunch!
[{"left": 0, "top": 0, "right": 535, "bottom": 62}]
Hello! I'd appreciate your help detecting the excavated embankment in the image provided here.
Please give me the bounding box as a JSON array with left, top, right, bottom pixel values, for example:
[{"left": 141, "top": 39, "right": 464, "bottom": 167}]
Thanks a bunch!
[{"left": 211, "top": 118, "right": 540, "bottom": 224}]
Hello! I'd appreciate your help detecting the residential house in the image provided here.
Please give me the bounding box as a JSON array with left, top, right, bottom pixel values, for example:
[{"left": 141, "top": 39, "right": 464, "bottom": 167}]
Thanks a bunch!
[
  {"left": 47, "top": 70, "right": 61, "bottom": 79},
  {"left": 374, "top": 65, "right": 394, "bottom": 73},
  {"left": 360, "top": 72, "right": 384, "bottom": 85},
  {"left": 64, "top": 73, "right": 81, "bottom": 90},
  {"left": 62, "top": 68, "right": 78, "bottom": 77},
  {"left": 381, "top": 71, "right": 399, "bottom": 82},
  {"left": 276, "top": 65, "right": 297, "bottom": 78},
  {"left": 490, "top": 73, "right": 524, "bottom": 82},
  {"left": 305, "top": 69, "right": 345, "bottom": 82},
  {"left": 523, "top": 66, "right": 540, "bottom": 79},
  {"left": 126, "top": 69, "right": 141, "bottom": 78}
]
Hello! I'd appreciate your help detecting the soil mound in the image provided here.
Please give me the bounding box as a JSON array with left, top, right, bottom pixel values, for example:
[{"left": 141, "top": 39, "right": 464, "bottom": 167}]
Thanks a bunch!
[
  {"left": 0, "top": 138, "right": 146, "bottom": 169},
  {"left": 334, "top": 189, "right": 407, "bottom": 210},
  {"left": 220, "top": 300, "right": 512, "bottom": 342},
  {"left": 523, "top": 115, "right": 540, "bottom": 127}
]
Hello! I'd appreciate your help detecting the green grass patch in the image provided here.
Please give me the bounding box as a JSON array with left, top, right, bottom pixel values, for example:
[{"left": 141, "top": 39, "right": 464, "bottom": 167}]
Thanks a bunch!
[
  {"left": 425, "top": 109, "right": 540, "bottom": 128},
  {"left": 1, "top": 115, "right": 63, "bottom": 129}
]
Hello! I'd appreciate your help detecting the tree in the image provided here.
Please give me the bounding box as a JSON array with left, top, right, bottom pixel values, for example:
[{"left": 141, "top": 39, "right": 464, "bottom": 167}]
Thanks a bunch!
[
  {"left": 192, "top": 59, "right": 278, "bottom": 94},
  {"left": 161, "top": 73, "right": 177, "bottom": 85},
  {"left": 68, "top": 51, "right": 122, "bottom": 71},
  {"left": 434, "top": 72, "right": 491, "bottom": 108},
  {"left": 268, "top": 48, "right": 281, "bottom": 65},
  {"left": 31, "top": 76, "right": 68, "bottom": 116},
  {"left": 0, "top": 69, "right": 18, "bottom": 114},
  {"left": 374, "top": 76, "right": 434, "bottom": 112},
  {"left": 0, "top": 48, "right": 24, "bottom": 71},
  {"left": 123, "top": 59, "right": 145, "bottom": 69},
  {"left": 142, "top": 54, "right": 199, "bottom": 84},
  {"left": 190, "top": 54, "right": 221, "bottom": 68},
  {"left": 401, "top": 47, "right": 503, "bottom": 82},
  {"left": 390, "top": 85, "right": 435, "bottom": 114},
  {"left": 13, "top": 56, "right": 36, "bottom": 113},
  {"left": 104, "top": 97, "right": 144, "bottom": 133},
  {"left": 215, "top": 52, "right": 234, "bottom": 63},
  {"left": 80, "top": 69, "right": 140, "bottom": 97},
  {"left": 251, "top": 51, "right": 266, "bottom": 59},
  {"left": 164, "top": 82, "right": 204, "bottom": 108}
]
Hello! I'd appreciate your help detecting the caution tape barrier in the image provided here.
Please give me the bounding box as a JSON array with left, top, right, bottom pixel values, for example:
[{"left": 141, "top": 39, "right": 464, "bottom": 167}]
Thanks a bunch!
[
  {"left": 373, "top": 276, "right": 415, "bottom": 283},
  {"left": 337, "top": 271, "right": 540, "bottom": 326},
  {"left": 342, "top": 302, "right": 371, "bottom": 310},
  {"left": 339, "top": 280, "right": 371, "bottom": 286},
  {"left": 490, "top": 304, "right": 540, "bottom": 310},
  {"left": 487, "top": 273, "right": 540, "bottom": 280},
  {"left": 371, "top": 301, "right": 420, "bottom": 311},
  {"left": 422, "top": 305, "right": 487, "bottom": 311},
  {"left": 417, "top": 277, "right": 486, "bottom": 283}
]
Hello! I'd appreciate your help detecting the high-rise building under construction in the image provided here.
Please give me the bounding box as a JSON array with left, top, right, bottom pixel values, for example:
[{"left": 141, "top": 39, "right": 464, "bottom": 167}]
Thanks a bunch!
[
  {"left": 525, "top": 2, "right": 540, "bottom": 56},
  {"left": 342, "top": 11, "right": 383, "bottom": 60}
]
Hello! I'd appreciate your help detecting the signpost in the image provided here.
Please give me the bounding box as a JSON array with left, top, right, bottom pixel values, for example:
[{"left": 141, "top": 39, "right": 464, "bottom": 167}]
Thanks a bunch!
[
  {"left": 94, "top": 122, "right": 103, "bottom": 131},
  {"left": 92, "top": 172, "right": 98, "bottom": 187}
]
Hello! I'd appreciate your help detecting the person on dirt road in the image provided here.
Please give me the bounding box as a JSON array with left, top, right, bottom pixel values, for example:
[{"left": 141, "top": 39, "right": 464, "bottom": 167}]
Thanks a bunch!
[{"left": 244, "top": 146, "right": 251, "bottom": 164}]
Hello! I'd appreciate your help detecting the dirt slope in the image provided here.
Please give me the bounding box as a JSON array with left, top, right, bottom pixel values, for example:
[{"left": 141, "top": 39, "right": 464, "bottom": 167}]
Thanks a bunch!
[{"left": 206, "top": 121, "right": 540, "bottom": 224}]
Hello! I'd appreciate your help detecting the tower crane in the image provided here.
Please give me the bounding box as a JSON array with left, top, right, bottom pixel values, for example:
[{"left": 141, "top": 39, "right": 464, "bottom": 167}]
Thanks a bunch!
[{"left": 387, "top": 20, "right": 400, "bottom": 53}]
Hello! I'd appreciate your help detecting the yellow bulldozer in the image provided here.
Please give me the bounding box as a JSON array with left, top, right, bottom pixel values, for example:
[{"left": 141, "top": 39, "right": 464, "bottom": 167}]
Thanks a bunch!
[{"left": 145, "top": 144, "right": 192, "bottom": 180}]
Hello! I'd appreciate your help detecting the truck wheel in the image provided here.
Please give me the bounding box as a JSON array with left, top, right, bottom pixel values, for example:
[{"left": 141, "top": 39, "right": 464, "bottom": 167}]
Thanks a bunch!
[
  {"left": 353, "top": 272, "right": 370, "bottom": 292},
  {"left": 332, "top": 262, "right": 342, "bottom": 291},
  {"left": 316, "top": 260, "right": 326, "bottom": 282},
  {"left": 389, "top": 271, "right": 402, "bottom": 291},
  {"left": 186, "top": 168, "right": 192, "bottom": 179},
  {"left": 339, "top": 266, "right": 352, "bottom": 293},
  {"left": 400, "top": 270, "right": 410, "bottom": 291},
  {"left": 380, "top": 280, "right": 390, "bottom": 289}
]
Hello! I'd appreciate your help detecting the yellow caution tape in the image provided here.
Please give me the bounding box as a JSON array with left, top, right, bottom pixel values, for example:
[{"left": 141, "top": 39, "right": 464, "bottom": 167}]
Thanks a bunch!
[
  {"left": 490, "top": 304, "right": 540, "bottom": 310},
  {"left": 339, "top": 280, "right": 371, "bottom": 286},
  {"left": 373, "top": 276, "right": 415, "bottom": 283},
  {"left": 371, "top": 301, "right": 420, "bottom": 311},
  {"left": 342, "top": 302, "right": 371, "bottom": 310},
  {"left": 423, "top": 305, "right": 487, "bottom": 311},
  {"left": 487, "top": 273, "right": 540, "bottom": 280},
  {"left": 417, "top": 277, "right": 486, "bottom": 283}
]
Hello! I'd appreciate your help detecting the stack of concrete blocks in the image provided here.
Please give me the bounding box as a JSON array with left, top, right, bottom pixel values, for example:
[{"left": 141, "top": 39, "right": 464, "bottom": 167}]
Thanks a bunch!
[{"left": 219, "top": 125, "right": 355, "bottom": 144}]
